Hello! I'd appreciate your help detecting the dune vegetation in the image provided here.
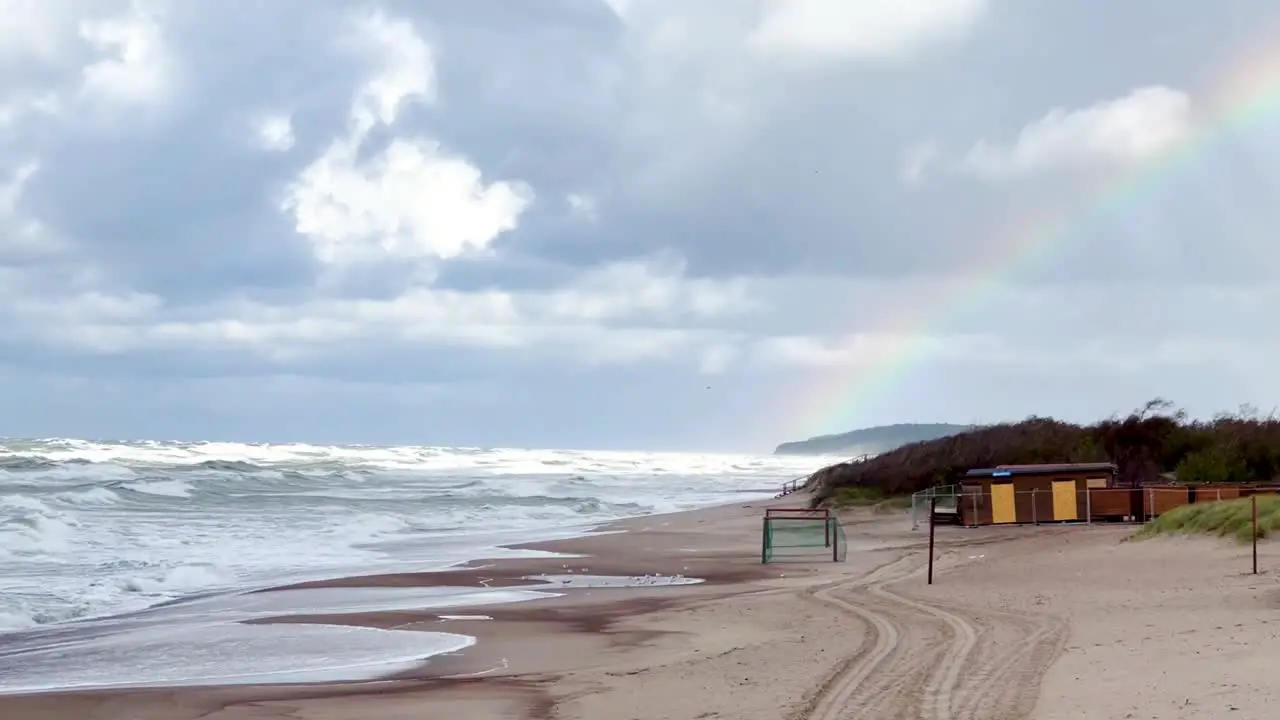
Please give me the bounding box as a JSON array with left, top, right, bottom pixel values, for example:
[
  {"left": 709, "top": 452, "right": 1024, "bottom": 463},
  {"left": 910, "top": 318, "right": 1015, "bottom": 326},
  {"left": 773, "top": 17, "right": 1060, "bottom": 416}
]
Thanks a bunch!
[
  {"left": 806, "top": 399, "right": 1280, "bottom": 505},
  {"left": 1133, "top": 495, "right": 1280, "bottom": 543}
]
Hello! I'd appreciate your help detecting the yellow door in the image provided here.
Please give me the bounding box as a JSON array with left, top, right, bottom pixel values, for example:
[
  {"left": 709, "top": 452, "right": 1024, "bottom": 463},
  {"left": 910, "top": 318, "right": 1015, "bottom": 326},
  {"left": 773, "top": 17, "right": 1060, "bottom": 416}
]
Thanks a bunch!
[
  {"left": 990, "top": 483, "right": 1015, "bottom": 524},
  {"left": 1052, "top": 480, "right": 1078, "bottom": 521}
]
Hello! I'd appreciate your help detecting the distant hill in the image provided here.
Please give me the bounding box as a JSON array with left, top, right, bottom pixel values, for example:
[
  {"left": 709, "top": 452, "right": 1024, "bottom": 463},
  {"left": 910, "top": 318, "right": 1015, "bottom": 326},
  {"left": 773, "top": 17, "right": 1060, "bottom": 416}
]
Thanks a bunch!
[{"left": 774, "top": 423, "right": 974, "bottom": 456}]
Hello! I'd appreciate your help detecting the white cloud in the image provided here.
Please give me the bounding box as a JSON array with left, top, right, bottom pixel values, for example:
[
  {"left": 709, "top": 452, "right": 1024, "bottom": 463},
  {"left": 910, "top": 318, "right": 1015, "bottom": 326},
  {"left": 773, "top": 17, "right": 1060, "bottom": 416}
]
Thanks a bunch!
[
  {"left": 78, "top": 1, "right": 173, "bottom": 108},
  {"left": 601, "top": 0, "right": 633, "bottom": 20},
  {"left": 17, "top": 256, "right": 754, "bottom": 369},
  {"left": 347, "top": 10, "right": 435, "bottom": 134},
  {"left": 900, "top": 141, "right": 939, "bottom": 185},
  {"left": 0, "top": 161, "right": 39, "bottom": 216},
  {"left": 745, "top": 330, "right": 1256, "bottom": 373},
  {"left": 545, "top": 256, "right": 754, "bottom": 321},
  {"left": 284, "top": 136, "right": 533, "bottom": 264},
  {"left": 962, "top": 86, "right": 1192, "bottom": 179},
  {"left": 750, "top": 333, "right": 951, "bottom": 368},
  {"left": 697, "top": 342, "right": 738, "bottom": 375},
  {"left": 0, "top": 160, "right": 64, "bottom": 258},
  {"left": 566, "top": 192, "right": 599, "bottom": 221},
  {"left": 748, "top": 0, "right": 988, "bottom": 62},
  {"left": 252, "top": 112, "right": 295, "bottom": 152},
  {"left": 0, "top": 0, "right": 74, "bottom": 63},
  {"left": 283, "top": 10, "right": 531, "bottom": 265}
]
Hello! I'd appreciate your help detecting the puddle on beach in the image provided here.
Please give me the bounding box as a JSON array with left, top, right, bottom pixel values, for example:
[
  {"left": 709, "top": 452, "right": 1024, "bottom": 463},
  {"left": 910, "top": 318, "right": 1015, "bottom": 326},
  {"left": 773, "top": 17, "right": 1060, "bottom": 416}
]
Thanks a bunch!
[{"left": 525, "top": 573, "right": 704, "bottom": 588}]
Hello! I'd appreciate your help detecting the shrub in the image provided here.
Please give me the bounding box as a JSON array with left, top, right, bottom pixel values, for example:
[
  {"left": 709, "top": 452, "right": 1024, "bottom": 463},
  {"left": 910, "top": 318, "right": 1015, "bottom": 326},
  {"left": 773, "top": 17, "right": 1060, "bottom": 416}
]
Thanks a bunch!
[{"left": 807, "top": 399, "right": 1280, "bottom": 503}]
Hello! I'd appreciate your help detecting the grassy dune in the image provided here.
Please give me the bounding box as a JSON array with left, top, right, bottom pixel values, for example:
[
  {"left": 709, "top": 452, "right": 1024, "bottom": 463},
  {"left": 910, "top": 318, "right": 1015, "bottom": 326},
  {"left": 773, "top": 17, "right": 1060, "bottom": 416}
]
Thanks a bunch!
[{"left": 1134, "top": 495, "right": 1280, "bottom": 543}]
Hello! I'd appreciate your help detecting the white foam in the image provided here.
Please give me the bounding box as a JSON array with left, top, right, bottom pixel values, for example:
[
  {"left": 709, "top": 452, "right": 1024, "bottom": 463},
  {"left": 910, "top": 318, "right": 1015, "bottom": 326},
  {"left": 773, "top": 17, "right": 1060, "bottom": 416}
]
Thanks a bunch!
[
  {"left": 0, "top": 623, "right": 475, "bottom": 693},
  {"left": 120, "top": 479, "right": 193, "bottom": 498},
  {"left": 0, "top": 441, "right": 832, "bottom": 636},
  {"left": 142, "top": 586, "right": 561, "bottom": 622},
  {"left": 54, "top": 487, "right": 120, "bottom": 506}
]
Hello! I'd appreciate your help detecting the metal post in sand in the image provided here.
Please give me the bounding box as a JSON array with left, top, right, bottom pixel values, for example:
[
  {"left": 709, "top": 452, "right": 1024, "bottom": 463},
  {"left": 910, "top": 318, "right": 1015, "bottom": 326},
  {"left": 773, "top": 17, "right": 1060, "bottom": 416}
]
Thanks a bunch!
[
  {"left": 831, "top": 518, "right": 838, "bottom": 563},
  {"left": 927, "top": 497, "right": 937, "bottom": 585},
  {"left": 1253, "top": 495, "right": 1259, "bottom": 575},
  {"left": 761, "top": 517, "right": 768, "bottom": 564}
]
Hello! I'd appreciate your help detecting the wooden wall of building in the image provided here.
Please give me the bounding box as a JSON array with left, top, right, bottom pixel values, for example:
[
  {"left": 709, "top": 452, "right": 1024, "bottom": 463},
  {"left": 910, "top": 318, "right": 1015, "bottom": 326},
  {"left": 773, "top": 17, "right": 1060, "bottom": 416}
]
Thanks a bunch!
[{"left": 957, "top": 481, "right": 1280, "bottom": 526}]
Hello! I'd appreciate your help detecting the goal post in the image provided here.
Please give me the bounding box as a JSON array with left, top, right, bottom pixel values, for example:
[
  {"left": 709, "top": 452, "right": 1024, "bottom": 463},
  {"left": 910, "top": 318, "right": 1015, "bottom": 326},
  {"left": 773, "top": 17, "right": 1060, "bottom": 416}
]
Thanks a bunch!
[{"left": 761, "top": 509, "right": 846, "bottom": 563}]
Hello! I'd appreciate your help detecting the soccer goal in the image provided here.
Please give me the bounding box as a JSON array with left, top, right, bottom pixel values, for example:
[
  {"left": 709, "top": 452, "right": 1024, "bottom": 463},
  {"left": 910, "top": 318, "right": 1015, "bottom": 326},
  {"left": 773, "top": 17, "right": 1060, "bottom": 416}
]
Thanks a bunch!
[{"left": 761, "top": 508, "right": 847, "bottom": 563}]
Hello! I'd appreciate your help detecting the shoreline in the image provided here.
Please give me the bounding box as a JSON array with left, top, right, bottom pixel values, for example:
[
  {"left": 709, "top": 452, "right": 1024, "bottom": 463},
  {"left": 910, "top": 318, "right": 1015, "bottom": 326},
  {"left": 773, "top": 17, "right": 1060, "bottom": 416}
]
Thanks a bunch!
[
  {"left": 30, "top": 494, "right": 1280, "bottom": 718},
  {"left": 0, "top": 495, "right": 826, "bottom": 705},
  {"left": 249, "top": 497, "right": 816, "bottom": 681}
]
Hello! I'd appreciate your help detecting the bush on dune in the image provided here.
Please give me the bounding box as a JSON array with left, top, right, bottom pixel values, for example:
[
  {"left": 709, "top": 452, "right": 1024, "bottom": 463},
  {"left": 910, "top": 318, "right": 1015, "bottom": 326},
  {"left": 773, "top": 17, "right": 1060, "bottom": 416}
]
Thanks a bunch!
[
  {"left": 806, "top": 399, "right": 1280, "bottom": 506},
  {"left": 1133, "top": 496, "right": 1280, "bottom": 543}
]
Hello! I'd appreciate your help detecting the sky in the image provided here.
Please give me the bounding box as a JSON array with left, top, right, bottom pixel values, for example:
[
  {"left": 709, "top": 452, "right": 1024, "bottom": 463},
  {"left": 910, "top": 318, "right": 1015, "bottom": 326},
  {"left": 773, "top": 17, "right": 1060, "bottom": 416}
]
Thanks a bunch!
[{"left": 2, "top": 0, "right": 1280, "bottom": 452}]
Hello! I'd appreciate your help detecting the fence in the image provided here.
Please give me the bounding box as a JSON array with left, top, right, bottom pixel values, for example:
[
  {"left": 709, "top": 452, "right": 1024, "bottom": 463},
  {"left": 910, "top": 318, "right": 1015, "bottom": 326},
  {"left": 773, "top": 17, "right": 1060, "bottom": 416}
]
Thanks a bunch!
[
  {"left": 777, "top": 478, "right": 803, "bottom": 497},
  {"left": 911, "top": 485, "right": 961, "bottom": 530},
  {"left": 761, "top": 508, "right": 848, "bottom": 563},
  {"left": 954, "top": 485, "right": 1280, "bottom": 526},
  {"left": 776, "top": 454, "right": 875, "bottom": 498}
]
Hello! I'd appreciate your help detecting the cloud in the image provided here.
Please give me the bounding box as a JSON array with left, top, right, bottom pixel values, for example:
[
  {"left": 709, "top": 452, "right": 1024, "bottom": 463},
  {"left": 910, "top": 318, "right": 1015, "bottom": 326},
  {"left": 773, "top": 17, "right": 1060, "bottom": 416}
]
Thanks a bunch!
[
  {"left": 566, "top": 192, "right": 599, "bottom": 222},
  {"left": 77, "top": 0, "right": 173, "bottom": 108},
  {"left": 252, "top": 112, "right": 295, "bottom": 151},
  {"left": 960, "top": 86, "right": 1193, "bottom": 179},
  {"left": 900, "top": 141, "right": 939, "bottom": 184},
  {"left": 0, "top": 0, "right": 175, "bottom": 131},
  {"left": 0, "top": 0, "right": 1274, "bottom": 449},
  {"left": 282, "top": 9, "right": 532, "bottom": 265},
  {"left": 749, "top": 0, "right": 989, "bottom": 62},
  {"left": 345, "top": 9, "right": 436, "bottom": 132},
  {"left": 0, "top": 0, "right": 72, "bottom": 63}
]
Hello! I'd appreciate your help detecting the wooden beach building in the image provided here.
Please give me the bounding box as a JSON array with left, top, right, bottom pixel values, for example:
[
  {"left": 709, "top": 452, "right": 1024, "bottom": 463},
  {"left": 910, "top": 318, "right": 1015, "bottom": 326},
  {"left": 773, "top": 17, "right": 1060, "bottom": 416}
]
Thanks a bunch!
[{"left": 959, "top": 462, "right": 1119, "bottom": 525}]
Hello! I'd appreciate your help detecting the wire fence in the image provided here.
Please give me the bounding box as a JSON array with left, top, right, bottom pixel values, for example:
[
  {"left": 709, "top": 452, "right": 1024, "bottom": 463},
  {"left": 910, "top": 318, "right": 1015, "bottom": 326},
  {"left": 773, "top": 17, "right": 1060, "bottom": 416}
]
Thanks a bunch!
[{"left": 911, "top": 485, "right": 961, "bottom": 530}]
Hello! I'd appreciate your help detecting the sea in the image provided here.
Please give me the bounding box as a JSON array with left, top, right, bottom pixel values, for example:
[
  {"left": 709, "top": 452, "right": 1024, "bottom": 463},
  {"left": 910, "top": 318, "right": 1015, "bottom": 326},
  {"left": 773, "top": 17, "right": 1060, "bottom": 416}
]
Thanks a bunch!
[{"left": 0, "top": 438, "right": 833, "bottom": 693}]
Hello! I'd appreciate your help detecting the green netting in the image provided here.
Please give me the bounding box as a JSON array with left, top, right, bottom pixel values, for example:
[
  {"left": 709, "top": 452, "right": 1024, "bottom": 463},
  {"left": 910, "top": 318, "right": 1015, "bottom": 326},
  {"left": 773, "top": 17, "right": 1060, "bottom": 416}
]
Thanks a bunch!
[{"left": 761, "top": 516, "right": 847, "bottom": 563}]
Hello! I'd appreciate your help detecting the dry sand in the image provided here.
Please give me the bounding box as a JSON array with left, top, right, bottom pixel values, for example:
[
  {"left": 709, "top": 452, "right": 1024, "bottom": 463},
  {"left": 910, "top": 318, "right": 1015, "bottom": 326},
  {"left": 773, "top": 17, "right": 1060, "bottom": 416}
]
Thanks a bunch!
[{"left": 5, "top": 498, "right": 1280, "bottom": 719}]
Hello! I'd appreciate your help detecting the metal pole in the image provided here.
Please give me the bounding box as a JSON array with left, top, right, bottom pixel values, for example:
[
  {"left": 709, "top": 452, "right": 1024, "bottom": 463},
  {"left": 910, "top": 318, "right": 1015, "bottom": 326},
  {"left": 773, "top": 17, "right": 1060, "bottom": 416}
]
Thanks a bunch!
[
  {"left": 928, "top": 497, "right": 937, "bottom": 585},
  {"left": 831, "top": 518, "right": 838, "bottom": 562},
  {"left": 1085, "top": 486, "right": 1092, "bottom": 524},
  {"left": 761, "top": 517, "right": 769, "bottom": 564},
  {"left": 1031, "top": 489, "right": 1037, "bottom": 525},
  {"left": 1253, "top": 495, "right": 1259, "bottom": 575}
]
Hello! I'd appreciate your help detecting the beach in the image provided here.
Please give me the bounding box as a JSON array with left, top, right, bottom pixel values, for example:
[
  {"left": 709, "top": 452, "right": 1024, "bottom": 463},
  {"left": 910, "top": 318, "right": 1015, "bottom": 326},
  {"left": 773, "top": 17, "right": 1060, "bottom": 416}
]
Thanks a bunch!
[{"left": 7, "top": 494, "right": 1280, "bottom": 718}]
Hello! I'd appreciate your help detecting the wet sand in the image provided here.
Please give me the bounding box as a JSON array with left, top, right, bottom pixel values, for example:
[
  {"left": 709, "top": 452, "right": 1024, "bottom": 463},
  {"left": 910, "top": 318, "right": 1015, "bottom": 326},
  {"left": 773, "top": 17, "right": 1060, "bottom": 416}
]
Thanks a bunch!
[{"left": 6, "top": 499, "right": 1280, "bottom": 719}]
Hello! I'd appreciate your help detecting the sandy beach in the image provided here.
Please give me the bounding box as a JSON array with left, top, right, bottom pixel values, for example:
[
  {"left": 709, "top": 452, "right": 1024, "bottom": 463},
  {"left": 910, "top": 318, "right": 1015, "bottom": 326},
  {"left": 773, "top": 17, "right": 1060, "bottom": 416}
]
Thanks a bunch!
[{"left": 5, "top": 497, "right": 1280, "bottom": 719}]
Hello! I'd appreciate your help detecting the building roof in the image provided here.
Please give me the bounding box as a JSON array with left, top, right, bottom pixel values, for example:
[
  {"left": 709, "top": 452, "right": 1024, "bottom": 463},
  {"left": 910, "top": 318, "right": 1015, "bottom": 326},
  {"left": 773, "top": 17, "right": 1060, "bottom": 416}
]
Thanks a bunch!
[{"left": 963, "top": 462, "right": 1117, "bottom": 478}]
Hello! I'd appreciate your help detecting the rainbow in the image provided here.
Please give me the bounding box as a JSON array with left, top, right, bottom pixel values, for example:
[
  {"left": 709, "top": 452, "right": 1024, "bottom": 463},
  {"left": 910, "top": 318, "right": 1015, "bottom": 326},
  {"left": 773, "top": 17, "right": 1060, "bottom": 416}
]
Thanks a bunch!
[{"left": 788, "top": 32, "right": 1280, "bottom": 438}]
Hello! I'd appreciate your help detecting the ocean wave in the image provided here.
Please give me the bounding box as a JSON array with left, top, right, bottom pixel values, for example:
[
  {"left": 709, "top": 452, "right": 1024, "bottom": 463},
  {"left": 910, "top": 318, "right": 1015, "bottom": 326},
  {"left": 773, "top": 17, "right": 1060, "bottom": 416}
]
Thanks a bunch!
[{"left": 0, "top": 439, "right": 830, "bottom": 634}]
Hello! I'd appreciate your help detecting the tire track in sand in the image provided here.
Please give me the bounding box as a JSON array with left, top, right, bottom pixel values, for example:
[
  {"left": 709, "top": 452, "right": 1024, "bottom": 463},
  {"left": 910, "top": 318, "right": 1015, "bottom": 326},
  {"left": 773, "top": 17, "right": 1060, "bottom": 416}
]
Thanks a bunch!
[
  {"left": 791, "top": 555, "right": 919, "bottom": 720},
  {"left": 798, "top": 552, "right": 1065, "bottom": 720}
]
